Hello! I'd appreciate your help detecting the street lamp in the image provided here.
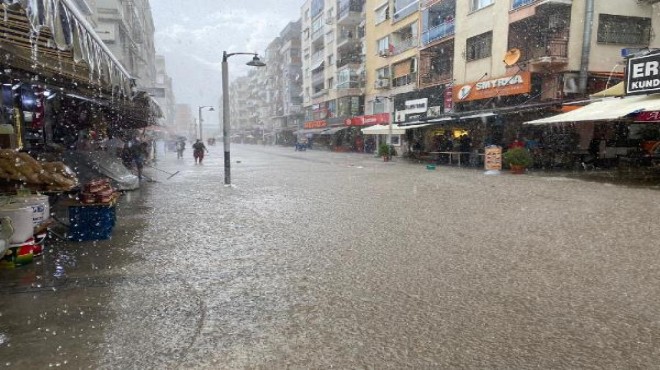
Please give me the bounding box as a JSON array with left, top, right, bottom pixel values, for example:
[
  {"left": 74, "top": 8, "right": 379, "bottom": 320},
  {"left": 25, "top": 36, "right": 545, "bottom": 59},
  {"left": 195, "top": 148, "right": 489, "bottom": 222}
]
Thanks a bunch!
[
  {"left": 198, "top": 105, "right": 214, "bottom": 142},
  {"left": 375, "top": 96, "right": 394, "bottom": 147},
  {"left": 222, "top": 51, "right": 266, "bottom": 185}
]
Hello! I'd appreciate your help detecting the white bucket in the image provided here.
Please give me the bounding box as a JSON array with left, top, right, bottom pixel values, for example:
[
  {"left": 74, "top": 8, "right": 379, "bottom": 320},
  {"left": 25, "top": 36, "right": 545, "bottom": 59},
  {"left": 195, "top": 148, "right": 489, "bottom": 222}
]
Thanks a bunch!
[
  {"left": 0, "top": 204, "right": 34, "bottom": 244},
  {"left": 9, "top": 195, "right": 50, "bottom": 227}
]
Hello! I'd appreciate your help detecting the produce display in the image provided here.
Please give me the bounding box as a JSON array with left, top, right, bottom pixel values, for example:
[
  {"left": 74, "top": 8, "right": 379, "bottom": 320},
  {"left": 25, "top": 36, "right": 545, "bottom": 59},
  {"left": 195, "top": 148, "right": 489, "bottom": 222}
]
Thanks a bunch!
[
  {"left": 0, "top": 149, "right": 78, "bottom": 191},
  {"left": 80, "top": 179, "right": 117, "bottom": 204}
]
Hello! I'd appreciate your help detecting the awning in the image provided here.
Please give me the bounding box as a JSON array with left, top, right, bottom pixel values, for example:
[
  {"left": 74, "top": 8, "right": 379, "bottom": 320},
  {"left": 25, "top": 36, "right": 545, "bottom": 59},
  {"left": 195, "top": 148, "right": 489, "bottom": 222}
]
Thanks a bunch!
[
  {"left": 361, "top": 123, "right": 430, "bottom": 135},
  {"left": 294, "top": 127, "right": 328, "bottom": 135},
  {"left": 525, "top": 94, "right": 660, "bottom": 125},
  {"left": 590, "top": 82, "right": 625, "bottom": 98},
  {"left": 311, "top": 59, "right": 324, "bottom": 71},
  {"left": 0, "top": 0, "right": 133, "bottom": 95},
  {"left": 319, "top": 126, "right": 346, "bottom": 135}
]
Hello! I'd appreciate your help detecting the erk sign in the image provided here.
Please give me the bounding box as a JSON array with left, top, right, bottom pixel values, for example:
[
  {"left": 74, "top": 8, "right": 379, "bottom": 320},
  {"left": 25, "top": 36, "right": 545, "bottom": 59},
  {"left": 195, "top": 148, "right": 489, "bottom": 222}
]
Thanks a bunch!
[{"left": 626, "top": 53, "right": 660, "bottom": 95}]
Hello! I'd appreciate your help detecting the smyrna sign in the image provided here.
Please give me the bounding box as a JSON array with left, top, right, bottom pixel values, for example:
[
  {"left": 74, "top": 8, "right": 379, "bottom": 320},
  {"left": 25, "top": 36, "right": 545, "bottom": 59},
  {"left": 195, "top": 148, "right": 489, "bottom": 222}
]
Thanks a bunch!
[{"left": 626, "top": 53, "right": 660, "bottom": 95}]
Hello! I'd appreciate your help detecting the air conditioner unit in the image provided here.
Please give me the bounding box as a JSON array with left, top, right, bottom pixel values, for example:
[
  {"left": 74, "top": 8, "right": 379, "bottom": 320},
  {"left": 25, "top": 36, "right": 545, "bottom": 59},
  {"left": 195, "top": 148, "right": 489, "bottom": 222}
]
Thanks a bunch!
[
  {"left": 378, "top": 49, "right": 391, "bottom": 57},
  {"left": 375, "top": 78, "right": 390, "bottom": 89},
  {"left": 563, "top": 73, "right": 579, "bottom": 94}
]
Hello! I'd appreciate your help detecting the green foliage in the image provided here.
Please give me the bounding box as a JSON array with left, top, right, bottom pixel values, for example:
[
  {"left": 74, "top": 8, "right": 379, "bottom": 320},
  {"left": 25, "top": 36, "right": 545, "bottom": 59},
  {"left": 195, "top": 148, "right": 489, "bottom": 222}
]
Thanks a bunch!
[
  {"left": 503, "top": 147, "right": 533, "bottom": 168},
  {"left": 378, "top": 143, "right": 396, "bottom": 157}
]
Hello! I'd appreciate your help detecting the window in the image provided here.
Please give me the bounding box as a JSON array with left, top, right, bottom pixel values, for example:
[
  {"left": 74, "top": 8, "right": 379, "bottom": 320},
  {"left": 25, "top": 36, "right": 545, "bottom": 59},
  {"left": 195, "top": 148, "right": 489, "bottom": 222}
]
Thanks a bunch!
[
  {"left": 328, "top": 54, "right": 334, "bottom": 66},
  {"left": 327, "top": 77, "right": 334, "bottom": 89},
  {"left": 373, "top": 99, "right": 386, "bottom": 114},
  {"left": 598, "top": 14, "right": 651, "bottom": 45},
  {"left": 376, "top": 66, "right": 390, "bottom": 80},
  {"left": 375, "top": 4, "right": 389, "bottom": 24},
  {"left": 393, "top": 0, "right": 418, "bottom": 22},
  {"left": 377, "top": 36, "right": 391, "bottom": 55},
  {"left": 470, "top": 0, "right": 493, "bottom": 12},
  {"left": 466, "top": 32, "right": 492, "bottom": 61}
]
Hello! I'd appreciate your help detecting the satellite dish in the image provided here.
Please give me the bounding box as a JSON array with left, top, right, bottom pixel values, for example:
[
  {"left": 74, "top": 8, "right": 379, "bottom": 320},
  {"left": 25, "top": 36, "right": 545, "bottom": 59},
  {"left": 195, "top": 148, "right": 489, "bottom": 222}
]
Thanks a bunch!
[{"left": 503, "top": 48, "right": 521, "bottom": 66}]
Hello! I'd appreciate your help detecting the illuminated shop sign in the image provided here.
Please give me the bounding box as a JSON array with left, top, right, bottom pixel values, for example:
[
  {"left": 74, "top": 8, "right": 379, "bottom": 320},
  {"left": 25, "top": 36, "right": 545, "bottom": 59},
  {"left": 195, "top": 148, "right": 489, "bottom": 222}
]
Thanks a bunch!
[{"left": 452, "top": 71, "right": 531, "bottom": 102}]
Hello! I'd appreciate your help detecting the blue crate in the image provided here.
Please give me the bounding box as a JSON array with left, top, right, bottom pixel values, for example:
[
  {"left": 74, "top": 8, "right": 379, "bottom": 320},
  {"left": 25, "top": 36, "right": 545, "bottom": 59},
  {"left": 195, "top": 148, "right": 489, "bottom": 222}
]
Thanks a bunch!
[{"left": 68, "top": 205, "right": 116, "bottom": 241}]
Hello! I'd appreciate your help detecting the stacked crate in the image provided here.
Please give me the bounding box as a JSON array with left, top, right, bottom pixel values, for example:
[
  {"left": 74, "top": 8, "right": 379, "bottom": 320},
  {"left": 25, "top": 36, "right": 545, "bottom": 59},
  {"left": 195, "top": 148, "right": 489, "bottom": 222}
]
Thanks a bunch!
[{"left": 68, "top": 179, "right": 118, "bottom": 241}]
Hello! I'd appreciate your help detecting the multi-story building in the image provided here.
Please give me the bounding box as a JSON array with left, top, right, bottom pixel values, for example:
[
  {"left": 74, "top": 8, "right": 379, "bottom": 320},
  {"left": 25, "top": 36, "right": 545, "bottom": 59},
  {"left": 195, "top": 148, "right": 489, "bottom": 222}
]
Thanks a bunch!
[
  {"left": 360, "top": 0, "right": 660, "bottom": 153},
  {"left": 364, "top": 0, "right": 421, "bottom": 122},
  {"left": 275, "top": 20, "right": 304, "bottom": 145},
  {"left": 173, "top": 104, "right": 194, "bottom": 138},
  {"left": 91, "top": 0, "right": 157, "bottom": 90},
  {"left": 301, "top": 0, "right": 366, "bottom": 133},
  {"left": 149, "top": 56, "right": 176, "bottom": 126}
]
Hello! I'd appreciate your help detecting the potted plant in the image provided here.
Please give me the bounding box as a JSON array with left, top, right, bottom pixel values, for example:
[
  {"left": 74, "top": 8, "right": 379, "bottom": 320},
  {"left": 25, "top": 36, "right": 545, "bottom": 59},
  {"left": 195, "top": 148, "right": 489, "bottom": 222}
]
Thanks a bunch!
[
  {"left": 503, "top": 147, "right": 533, "bottom": 174},
  {"left": 378, "top": 143, "right": 394, "bottom": 161}
]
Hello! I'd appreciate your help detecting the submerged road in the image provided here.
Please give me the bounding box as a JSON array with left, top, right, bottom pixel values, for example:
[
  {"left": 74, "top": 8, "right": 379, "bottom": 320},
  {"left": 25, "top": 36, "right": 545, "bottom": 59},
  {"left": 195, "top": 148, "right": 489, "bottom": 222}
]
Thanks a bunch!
[{"left": 1, "top": 144, "right": 660, "bottom": 368}]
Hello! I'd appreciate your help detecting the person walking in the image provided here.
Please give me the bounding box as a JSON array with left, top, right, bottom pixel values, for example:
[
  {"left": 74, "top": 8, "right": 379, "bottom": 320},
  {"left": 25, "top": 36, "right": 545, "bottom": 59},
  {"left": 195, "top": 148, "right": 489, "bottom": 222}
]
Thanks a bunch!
[
  {"left": 192, "top": 139, "right": 208, "bottom": 164},
  {"left": 175, "top": 139, "right": 186, "bottom": 159}
]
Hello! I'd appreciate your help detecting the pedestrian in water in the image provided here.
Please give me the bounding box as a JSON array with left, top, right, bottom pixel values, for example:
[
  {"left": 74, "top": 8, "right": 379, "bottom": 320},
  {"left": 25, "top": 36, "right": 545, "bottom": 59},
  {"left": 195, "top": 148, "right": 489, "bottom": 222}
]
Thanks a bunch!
[
  {"left": 193, "top": 139, "right": 208, "bottom": 164},
  {"left": 131, "top": 140, "right": 149, "bottom": 181},
  {"left": 175, "top": 139, "right": 185, "bottom": 159}
]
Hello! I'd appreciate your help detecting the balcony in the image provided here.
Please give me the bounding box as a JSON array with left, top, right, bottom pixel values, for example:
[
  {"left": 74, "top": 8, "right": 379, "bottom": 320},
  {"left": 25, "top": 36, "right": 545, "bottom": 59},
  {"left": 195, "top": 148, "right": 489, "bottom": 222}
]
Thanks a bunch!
[
  {"left": 421, "top": 20, "right": 455, "bottom": 46},
  {"left": 419, "top": 71, "right": 451, "bottom": 87},
  {"left": 519, "top": 37, "right": 568, "bottom": 70},
  {"left": 336, "top": 30, "right": 359, "bottom": 48},
  {"left": 311, "top": 26, "right": 324, "bottom": 42},
  {"left": 393, "top": 0, "right": 419, "bottom": 23},
  {"left": 391, "top": 38, "right": 418, "bottom": 55},
  {"left": 337, "top": 0, "right": 363, "bottom": 25},
  {"left": 511, "top": 0, "right": 572, "bottom": 11},
  {"left": 336, "top": 56, "right": 362, "bottom": 68}
]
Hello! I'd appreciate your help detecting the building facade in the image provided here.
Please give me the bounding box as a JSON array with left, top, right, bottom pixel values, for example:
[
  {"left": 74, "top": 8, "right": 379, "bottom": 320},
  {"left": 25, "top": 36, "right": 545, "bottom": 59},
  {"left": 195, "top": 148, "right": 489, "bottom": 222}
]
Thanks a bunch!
[{"left": 301, "top": 0, "right": 366, "bottom": 131}]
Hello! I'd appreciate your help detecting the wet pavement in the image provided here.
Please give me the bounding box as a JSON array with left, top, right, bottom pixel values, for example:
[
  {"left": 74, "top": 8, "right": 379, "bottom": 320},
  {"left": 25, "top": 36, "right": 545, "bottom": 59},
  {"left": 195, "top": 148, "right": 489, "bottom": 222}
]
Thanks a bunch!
[{"left": 1, "top": 144, "right": 660, "bottom": 368}]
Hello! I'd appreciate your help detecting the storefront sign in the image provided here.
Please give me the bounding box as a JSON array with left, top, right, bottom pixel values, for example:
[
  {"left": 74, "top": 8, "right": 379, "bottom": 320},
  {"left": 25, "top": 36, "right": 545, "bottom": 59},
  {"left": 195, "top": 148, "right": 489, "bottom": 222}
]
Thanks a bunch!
[
  {"left": 453, "top": 71, "right": 531, "bottom": 102},
  {"left": 304, "top": 120, "right": 327, "bottom": 129},
  {"left": 484, "top": 145, "right": 502, "bottom": 171},
  {"left": 444, "top": 88, "right": 453, "bottom": 113},
  {"left": 405, "top": 98, "right": 428, "bottom": 113},
  {"left": 345, "top": 113, "right": 390, "bottom": 126},
  {"left": 635, "top": 111, "right": 660, "bottom": 122},
  {"left": 626, "top": 53, "right": 660, "bottom": 95}
]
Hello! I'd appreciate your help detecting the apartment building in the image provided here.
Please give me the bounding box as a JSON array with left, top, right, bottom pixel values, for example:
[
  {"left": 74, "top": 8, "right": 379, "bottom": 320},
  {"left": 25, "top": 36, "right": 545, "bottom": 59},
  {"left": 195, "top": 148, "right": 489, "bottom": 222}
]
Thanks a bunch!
[
  {"left": 301, "top": 0, "right": 366, "bottom": 132},
  {"left": 364, "top": 0, "right": 421, "bottom": 122},
  {"left": 149, "top": 56, "right": 176, "bottom": 126},
  {"left": 91, "top": 0, "right": 157, "bottom": 90},
  {"left": 359, "top": 0, "right": 660, "bottom": 151}
]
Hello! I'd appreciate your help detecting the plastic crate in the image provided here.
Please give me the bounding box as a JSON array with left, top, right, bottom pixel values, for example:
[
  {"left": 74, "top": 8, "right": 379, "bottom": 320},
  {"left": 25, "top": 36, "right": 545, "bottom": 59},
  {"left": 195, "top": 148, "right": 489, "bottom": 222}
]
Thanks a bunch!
[{"left": 68, "top": 205, "right": 116, "bottom": 241}]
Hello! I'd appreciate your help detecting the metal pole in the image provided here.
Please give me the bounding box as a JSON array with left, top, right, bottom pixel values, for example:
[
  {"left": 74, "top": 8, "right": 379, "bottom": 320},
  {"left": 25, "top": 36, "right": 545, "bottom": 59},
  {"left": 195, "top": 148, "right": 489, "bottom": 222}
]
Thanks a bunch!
[
  {"left": 222, "top": 51, "right": 231, "bottom": 185},
  {"left": 387, "top": 99, "right": 393, "bottom": 146},
  {"left": 198, "top": 106, "right": 204, "bottom": 141}
]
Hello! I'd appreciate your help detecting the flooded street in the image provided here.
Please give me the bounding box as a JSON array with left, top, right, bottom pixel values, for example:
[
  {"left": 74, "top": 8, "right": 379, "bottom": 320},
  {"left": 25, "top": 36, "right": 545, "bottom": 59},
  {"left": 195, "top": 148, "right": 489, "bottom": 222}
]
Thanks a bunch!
[{"left": 2, "top": 144, "right": 660, "bottom": 368}]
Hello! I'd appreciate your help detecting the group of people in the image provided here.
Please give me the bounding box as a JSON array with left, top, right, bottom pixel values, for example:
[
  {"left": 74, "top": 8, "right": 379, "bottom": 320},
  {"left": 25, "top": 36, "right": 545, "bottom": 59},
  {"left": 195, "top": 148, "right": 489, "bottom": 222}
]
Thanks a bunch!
[{"left": 175, "top": 138, "right": 208, "bottom": 164}]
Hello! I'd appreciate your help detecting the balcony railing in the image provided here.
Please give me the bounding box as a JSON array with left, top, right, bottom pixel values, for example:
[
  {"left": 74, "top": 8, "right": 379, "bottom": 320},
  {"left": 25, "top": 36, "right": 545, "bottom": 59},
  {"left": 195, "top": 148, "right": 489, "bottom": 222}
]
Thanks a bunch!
[
  {"left": 392, "top": 38, "right": 418, "bottom": 55},
  {"left": 512, "top": 0, "right": 536, "bottom": 9},
  {"left": 519, "top": 38, "right": 568, "bottom": 61},
  {"left": 311, "top": 26, "right": 324, "bottom": 41},
  {"left": 336, "top": 56, "right": 361, "bottom": 68},
  {"left": 419, "top": 71, "right": 452, "bottom": 86},
  {"left": 338, "top": 0, "right": 363, "bottom": 19},
  {"left": 421, "top": 20, "right": 455, "bottom": 46},
  {"left": 511, "top": 0, "right": 572, "bottom": 10},
  {"left": 393, "top": 0, "right": 419, "bottom": 23}
]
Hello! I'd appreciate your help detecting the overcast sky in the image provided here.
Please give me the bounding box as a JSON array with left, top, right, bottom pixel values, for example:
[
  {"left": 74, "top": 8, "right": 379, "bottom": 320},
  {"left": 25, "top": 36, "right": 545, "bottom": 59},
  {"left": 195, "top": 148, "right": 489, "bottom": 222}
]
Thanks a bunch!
[{"left": 150, "top": 0, "right": 302, "bottom": 129}]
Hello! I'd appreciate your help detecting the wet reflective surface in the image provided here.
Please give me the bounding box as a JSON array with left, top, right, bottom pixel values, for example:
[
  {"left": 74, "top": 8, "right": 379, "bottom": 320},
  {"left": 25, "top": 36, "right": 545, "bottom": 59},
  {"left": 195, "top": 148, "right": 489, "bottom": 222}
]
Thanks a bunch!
[{"left": 1, "top": 144, "right": 660, "bottom": 368}]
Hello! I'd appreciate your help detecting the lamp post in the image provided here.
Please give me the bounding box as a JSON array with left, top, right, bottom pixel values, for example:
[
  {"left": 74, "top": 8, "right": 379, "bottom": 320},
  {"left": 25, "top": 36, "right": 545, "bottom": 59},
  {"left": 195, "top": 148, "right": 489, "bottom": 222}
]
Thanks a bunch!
[
  {"left": 222, "top": 51, "right": 266, "bottom": 185},
  {"left": 197, "top": 105, "right": 214, "bottom": 142}
]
